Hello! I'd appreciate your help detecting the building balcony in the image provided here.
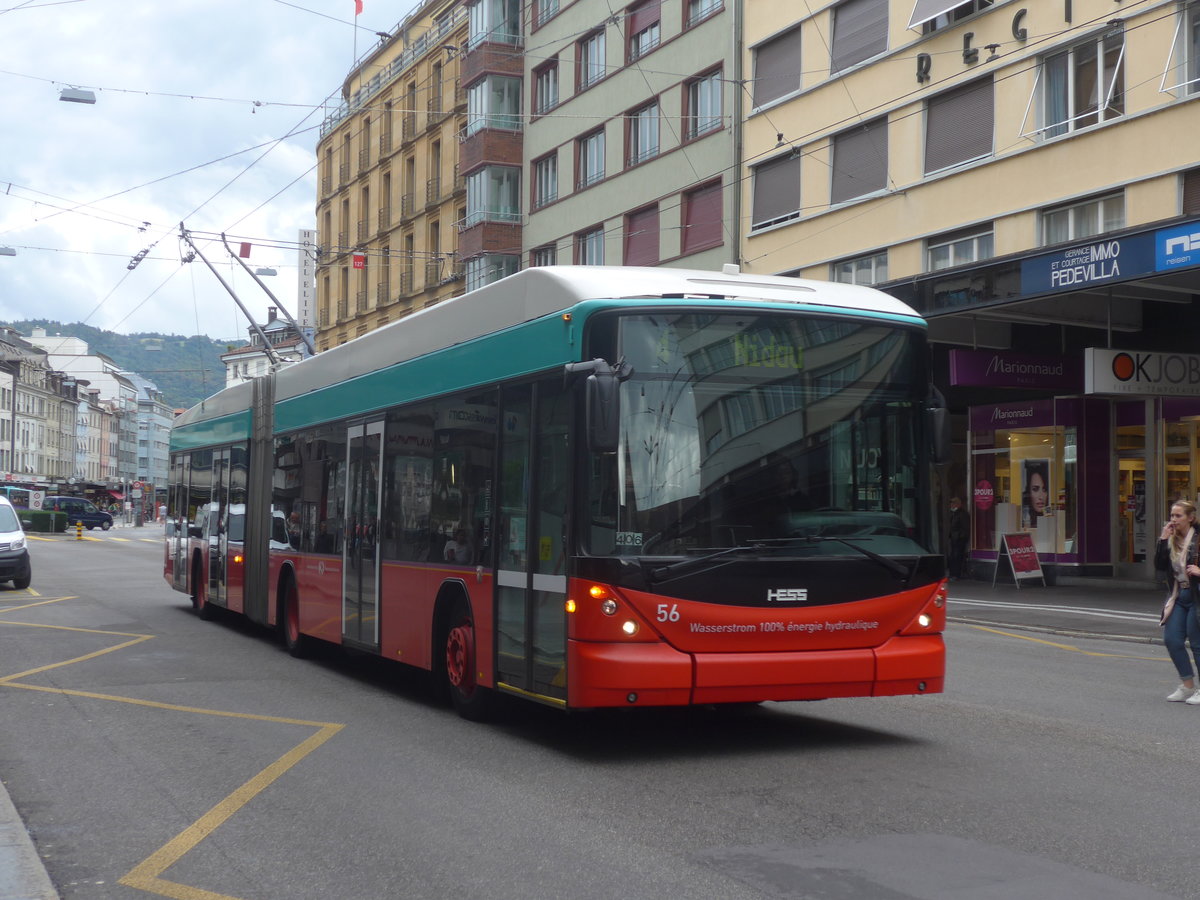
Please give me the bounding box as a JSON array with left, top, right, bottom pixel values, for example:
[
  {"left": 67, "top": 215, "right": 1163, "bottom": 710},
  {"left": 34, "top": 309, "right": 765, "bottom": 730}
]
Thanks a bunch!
[
  {"left": 376, "top": 281, "right": 391, "bottom": 305},
  {"left": 355, "top": 290, "right": 368, "bottom": 314},
  {"left": 426, "top": 177, "right": 442, "bottom": 207}
]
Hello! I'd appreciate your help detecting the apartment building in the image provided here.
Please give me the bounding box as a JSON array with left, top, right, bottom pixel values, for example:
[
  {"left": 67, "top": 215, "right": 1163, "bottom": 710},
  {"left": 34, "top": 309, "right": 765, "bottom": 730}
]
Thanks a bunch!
[
  {"left": 314, "top": 0, "right": 469, "bottom": 349},
  {"left": 521, "top": 0, "right": 738, "bottom": 270},
  {"left": 743, "top": 0, "right": 1200, "bottom": 579}
]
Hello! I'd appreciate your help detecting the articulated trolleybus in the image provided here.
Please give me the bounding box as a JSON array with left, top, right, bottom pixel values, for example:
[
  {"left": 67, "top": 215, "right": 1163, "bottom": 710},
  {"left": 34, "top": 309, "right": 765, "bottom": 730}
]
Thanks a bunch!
[{"left": 165, "top": 265, "right": 947, "bottom": 719}]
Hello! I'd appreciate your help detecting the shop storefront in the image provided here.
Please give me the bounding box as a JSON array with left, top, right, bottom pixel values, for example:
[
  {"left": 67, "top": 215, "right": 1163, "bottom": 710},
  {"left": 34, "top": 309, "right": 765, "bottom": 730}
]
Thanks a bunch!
[{"left": 886, "top": 214, "right": 1200, "bottom": 582}]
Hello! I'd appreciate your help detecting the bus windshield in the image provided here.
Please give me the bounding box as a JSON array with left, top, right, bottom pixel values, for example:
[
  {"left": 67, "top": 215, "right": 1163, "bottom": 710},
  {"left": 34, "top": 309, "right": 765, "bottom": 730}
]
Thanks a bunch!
[{"left": 586, "top": 312, "right": 933, "bottom": 559}]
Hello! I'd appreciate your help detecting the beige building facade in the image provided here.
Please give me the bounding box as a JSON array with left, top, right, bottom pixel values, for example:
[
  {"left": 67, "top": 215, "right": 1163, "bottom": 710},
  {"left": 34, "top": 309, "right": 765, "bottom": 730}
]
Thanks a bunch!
[
  {"left": 314, "top": 0, "right": 469, "bottom": 350},
  {"left": 742, "top": 0, "right": 1200, "bottom": 579}
]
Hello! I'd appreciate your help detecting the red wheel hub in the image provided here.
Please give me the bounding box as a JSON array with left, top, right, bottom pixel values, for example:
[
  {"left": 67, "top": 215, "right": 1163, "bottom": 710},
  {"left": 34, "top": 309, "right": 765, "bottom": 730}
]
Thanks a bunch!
[{"left": 446, "top": 620, "right": 476, "bottom": 694}]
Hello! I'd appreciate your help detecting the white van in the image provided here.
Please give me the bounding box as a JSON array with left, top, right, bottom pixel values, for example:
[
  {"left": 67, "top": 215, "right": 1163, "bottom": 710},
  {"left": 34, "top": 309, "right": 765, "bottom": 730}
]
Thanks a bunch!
[{"left": 0, "top": 495, "right": 31, "bottom": 589}]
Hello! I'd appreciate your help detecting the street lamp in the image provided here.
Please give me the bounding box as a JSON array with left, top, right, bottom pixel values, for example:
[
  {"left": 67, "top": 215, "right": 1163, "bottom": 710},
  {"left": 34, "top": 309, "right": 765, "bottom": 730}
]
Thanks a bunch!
[
  {"left": 254, "top": 267, "right": 278, "bottom": 276},
  {"left": 0, "top": 247, "right": 15, "bottom": 257},
  {"left": 59, "top": 88, "right": 96, "bottom": 104}
]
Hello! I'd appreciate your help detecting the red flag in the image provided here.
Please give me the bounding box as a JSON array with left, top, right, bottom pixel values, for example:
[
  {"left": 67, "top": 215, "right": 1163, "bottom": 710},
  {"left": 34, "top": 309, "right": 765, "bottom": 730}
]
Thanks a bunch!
[
  {"left": 354, "top": 0, "right": 363, "bottom": 14},
  {"left": 239, "top": 242, "right": 252, "bottom": 258},
  {"left": 353, "top": 254, "right": 366, "bottom": 269}
]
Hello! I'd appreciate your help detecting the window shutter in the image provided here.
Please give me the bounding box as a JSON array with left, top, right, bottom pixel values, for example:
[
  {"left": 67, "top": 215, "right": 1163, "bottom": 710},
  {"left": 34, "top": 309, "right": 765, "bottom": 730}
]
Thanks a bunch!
[
  {"left": 831, "top": 0, "right": 888, "bottom": 74},
  {"left": 1184, "top": 169, "right": 1200, "bottom": 216},
  {"left": 753, "top": 27, "right": 803, "bottom": 106},
  {"left": 629, "top": 0, "right": 660, "bottom": 34},
  {"left": 683, "top": 181, "right": 723, "bottom": 253},
  {"left": 624, "top": 206, "right": 660, "bottom": 266},
  {"left": 831, "top": 116, "right": 887, "bottom": 203},
  {"left": 752, "top": 153, "right": 801, "bottom": 227},
  {"left": 924, "top": 76, "right": 994, "bottom": 174}
]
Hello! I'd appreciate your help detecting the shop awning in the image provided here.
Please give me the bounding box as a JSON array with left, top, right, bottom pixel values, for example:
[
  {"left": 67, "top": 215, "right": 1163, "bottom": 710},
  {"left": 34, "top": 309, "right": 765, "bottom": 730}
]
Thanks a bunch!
[
  {"left": 107, "top": 491, "right": 124, "bottom": 500},
  {"left": 907, "top": 0, "right": 965, "bottom": 30}
]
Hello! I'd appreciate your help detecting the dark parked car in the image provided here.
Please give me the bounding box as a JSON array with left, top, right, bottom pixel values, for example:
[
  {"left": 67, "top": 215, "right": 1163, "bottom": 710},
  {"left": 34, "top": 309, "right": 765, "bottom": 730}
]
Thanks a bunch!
[{"left": 45, "top": 495, "right": 114, "bottom": 531}]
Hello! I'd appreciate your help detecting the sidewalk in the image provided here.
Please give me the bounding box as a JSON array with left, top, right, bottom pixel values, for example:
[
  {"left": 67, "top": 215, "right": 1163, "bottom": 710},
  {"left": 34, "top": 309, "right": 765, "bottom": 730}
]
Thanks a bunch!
[
  {"left": 0, "top": 572, "right": 1171, "bottom": 900},
  {"left": 947, "top": 574, "right": 1166, "bottom": 644}
]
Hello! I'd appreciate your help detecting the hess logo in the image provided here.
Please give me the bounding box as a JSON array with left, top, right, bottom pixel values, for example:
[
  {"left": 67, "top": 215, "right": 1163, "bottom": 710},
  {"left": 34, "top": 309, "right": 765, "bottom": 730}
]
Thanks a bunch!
[{"left": 766, "top": 588, "right": 808, "bottom": 603}]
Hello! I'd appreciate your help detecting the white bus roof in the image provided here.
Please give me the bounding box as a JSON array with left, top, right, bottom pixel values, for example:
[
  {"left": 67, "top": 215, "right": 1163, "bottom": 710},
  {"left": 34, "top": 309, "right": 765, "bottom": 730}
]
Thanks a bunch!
[{"left": 273, "top": 265, "right": 921, "bottom": 405}]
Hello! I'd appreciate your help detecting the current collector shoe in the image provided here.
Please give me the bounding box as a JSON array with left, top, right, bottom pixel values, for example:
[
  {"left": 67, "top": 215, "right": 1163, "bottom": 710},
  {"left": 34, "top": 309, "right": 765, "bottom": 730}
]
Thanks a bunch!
[{"left": 1166, "top": 684, "right": 1198, "bottom": 702}]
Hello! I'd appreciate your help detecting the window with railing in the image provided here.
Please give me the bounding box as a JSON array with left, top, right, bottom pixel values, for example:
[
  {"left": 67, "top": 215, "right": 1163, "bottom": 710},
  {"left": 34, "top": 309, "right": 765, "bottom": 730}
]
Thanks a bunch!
[
  {"left": 468, "top": 0, "right": 521, "bottom": 48},
  {"left": 577, "top": 129, "right": 605, "bottom": 189},
  {"left": 466, "top": 76, "right": 522, "bottom": 136},
  {"left": 534, "top": 0, "right": 559, "bottom": 27},
  {"left": 627, "top": 102, "right": 659, "bottom": 166},
  {"left": 576, "top": 227, "right": 605, "bottom": 265},
  {"left": 533, "top": 153, "right": 558, "bottom": 209},
  {"left": 534, "top": 61, "right": 559, "bottom": 116},
  {"left": 685, "top": 69, "right": 722, "bottom": 139},
  {"left": 578, "top": 30, "right": 606, "bottom": 89},
  {"left": 627, "top": 0, "right": 661, "bottom": 61},
  {"left": 465, "top": 254, "right": 519, "bottom": 290},
  {"left": 465, "top": 166, "right": 521, "bottom": 226},
  {"left": 686, "top": 0, "right": 721, "bottom": 27}
]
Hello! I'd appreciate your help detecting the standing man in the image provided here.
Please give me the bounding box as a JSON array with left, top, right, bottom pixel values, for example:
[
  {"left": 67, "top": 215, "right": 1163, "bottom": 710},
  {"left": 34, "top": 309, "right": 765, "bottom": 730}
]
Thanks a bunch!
[{"left": 948, "top": 496, "right": 969, "bottom": 581}]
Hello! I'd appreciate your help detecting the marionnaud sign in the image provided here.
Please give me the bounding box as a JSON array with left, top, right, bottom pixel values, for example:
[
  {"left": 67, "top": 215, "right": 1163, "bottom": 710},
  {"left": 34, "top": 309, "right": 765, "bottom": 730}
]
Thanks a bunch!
[
  {"left": 950, "top": 349, "right": 1081, "bottom": 391},
  {"left": 1086, "top": 348, "right": 1200, "bottom": 396},
  {"left": 1021, "top": 233, "right": 1155, "bottom": 296}
]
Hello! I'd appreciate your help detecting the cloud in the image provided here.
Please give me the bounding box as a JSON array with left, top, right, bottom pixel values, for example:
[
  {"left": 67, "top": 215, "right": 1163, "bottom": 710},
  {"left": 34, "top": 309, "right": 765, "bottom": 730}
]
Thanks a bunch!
[{"left": 0, "top": 0, "right": 406, "bottom": 339}]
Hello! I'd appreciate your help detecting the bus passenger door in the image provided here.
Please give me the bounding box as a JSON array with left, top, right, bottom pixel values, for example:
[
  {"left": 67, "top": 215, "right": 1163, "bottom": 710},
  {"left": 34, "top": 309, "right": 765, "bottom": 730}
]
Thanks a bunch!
[
  {"left": 343, "top": 420, "right": 383, "bottom": 649},
  {"left": 496, "top": 379, "right": 569, "bottom": 703},
  {"left": 208, "top": 448, "right": 230, "bottom": 609}
]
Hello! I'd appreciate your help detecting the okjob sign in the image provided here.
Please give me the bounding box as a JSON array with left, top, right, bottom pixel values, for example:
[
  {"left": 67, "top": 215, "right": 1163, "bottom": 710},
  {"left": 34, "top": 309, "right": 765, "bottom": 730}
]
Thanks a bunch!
[
  {"left": 1085, "top": 348, "right": 1200, "bottom": 397},
  {"left": 1020, "top": 233, "right": 1155, "bottom": 296}
]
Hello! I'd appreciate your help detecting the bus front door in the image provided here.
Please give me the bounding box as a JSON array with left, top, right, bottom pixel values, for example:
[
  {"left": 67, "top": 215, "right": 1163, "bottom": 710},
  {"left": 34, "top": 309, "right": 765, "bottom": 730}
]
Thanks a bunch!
[
  {"left": 496, "top": 380, "right": 569, "bottom": 704},
  {"left": 343, "top": 421, "right": 383, "bottom": 649}
]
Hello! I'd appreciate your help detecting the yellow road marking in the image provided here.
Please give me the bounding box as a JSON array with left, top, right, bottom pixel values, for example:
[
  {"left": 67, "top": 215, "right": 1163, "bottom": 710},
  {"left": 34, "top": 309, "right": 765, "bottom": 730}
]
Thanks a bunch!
[
  {"left": 964, "top": 623, "right": 1161, "bottom": 660},
  {"left": 1, "top": 596, "right": 346, "bottom": 900}
]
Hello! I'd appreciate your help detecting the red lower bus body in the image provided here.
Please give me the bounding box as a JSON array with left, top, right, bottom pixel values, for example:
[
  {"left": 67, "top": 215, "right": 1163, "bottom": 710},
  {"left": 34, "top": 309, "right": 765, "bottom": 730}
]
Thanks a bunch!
[{"left": 174, "top": 545, "right": 945, "bottom": 711}]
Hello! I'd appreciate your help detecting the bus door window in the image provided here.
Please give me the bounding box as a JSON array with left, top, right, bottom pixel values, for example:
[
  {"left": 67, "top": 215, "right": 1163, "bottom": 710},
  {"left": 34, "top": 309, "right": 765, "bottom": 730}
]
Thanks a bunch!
[
  {"left": 342, "top": 420, "right": 383, "bottom": 648},
  {"left": 209, "top": 448, "right": 230, "bottom": 608},
  {"left": 496, "top": 379, "right": 569, "bottom": 700},
  {"left": 531, "top": 378, "right": 569, "bottom": 701},
  {"left": 497, "top": 384, "right": 531, "bottom": 689}
]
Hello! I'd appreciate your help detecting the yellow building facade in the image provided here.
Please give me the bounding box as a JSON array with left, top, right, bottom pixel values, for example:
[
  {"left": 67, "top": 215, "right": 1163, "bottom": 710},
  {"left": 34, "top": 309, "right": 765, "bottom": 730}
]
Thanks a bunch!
[
  {"left": 741, "top": 0, "right": 1200, "bottom": 580},
  {"left": 314, "top": 0, "right": 469, "bottom": 351}
]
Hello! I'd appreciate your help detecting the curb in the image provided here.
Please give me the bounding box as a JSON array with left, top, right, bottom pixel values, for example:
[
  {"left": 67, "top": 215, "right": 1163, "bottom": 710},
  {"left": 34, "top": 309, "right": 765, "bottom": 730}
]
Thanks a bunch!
[
  {"left": 0, "top": 780, "right": 58, "bottom": 900},
  {"left": 949, "top": 616, "right": 1162, "bottom": 646}
]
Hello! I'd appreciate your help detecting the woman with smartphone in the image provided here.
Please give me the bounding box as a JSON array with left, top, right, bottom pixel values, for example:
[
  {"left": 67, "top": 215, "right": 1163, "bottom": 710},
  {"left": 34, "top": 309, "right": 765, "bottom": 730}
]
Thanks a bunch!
[{"left": 1155, "top": 500, "right": 1200, "bottom": 704}]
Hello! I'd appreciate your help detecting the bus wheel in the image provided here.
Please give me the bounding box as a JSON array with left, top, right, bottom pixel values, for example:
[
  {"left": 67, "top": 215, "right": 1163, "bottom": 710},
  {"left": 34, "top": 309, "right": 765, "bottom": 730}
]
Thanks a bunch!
[
  {"left": 444, "top": 598, "right": 492, "bottom": 721},
  {"left": 281, "top": 577, "right": 311, "bottom": 658},
  {"left": 191, "top": 559, "right": 215, "bottom": 621}
]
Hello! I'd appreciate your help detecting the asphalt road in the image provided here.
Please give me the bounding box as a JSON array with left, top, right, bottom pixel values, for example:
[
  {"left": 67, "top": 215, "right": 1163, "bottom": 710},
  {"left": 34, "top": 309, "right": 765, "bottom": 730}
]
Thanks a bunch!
[{"left": 0, "top": 531, "right": 1194, "bottom": 899}]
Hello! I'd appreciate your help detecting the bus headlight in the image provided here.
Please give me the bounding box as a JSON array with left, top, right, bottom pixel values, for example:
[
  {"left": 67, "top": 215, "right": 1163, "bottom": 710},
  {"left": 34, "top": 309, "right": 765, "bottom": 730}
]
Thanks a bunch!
[
  {"left": 917, "top": 613, "right": 931, "bottom": 628},
  {"left": 621, "top": 620, "right": 638, "bottom": 636},
  {"left": 601, "top": 599, "right": 618, "bottom": 616}
]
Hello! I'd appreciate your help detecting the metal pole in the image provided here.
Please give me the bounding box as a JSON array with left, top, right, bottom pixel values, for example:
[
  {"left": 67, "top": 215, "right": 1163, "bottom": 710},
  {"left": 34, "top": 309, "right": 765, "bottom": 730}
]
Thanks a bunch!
[
  {"left": 220, "top": 233, "right": 316, "bottom": 356},
  {"left": 179, "top": 224, "right": 283, "bottom": 366}
]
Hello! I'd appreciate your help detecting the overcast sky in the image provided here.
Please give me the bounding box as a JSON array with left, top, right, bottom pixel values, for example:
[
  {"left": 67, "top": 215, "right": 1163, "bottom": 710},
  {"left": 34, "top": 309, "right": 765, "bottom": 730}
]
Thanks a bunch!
[{"left": 0, "top": 0, "right": 416, "bottom": 341}]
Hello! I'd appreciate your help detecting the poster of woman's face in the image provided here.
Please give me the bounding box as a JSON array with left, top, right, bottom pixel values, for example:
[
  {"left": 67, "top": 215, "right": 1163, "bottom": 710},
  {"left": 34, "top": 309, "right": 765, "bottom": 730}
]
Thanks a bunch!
[{"left": 1022, "top": 459, "right": 1050, "bottom": 525}]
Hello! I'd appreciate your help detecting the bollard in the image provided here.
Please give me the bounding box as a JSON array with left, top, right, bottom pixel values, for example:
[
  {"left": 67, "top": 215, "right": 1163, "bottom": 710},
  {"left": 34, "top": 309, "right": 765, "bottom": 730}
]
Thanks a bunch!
[{"left": 76, "top": 520, "right": 83, "bottom": 540}]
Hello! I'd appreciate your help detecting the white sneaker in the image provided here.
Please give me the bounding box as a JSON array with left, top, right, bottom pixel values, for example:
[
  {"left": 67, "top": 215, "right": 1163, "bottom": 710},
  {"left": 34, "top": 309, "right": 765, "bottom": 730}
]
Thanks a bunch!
[{"left": 1166, "top": 684, "right": 1197, "bottom": 701}]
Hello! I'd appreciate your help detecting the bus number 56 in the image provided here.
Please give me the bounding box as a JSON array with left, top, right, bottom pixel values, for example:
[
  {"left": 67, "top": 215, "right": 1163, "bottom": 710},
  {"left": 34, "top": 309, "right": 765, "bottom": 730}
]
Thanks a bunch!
[{"left": 657, "top": 603, "right": 680, "bottom": 623}]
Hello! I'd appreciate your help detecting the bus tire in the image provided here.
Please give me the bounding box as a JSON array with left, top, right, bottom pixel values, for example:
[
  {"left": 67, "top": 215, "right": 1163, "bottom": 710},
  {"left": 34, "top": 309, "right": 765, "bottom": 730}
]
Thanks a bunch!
[
  {"left": 280, "top": 575, "right": 311, "bottom": 658},
  {"left": 191, "top": 556, "right": 215, "bottom": 621},
  {"left": 442, "top": 596, "right": 493, "bottom": 721}
]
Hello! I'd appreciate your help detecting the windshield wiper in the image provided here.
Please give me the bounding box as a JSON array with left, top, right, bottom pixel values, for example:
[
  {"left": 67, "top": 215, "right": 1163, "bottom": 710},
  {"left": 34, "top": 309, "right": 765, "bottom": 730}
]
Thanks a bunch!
[
  {"left": 803, "top": 535, "right": 913, "bottom": 581},
  {"left": 644, "top": 543, "right": 766, "bottom": 584}
]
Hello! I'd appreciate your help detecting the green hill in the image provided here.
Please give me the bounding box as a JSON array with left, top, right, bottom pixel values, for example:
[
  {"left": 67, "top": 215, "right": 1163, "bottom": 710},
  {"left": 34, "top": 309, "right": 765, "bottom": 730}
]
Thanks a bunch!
[{"left": 1, "top": 320, "right": 234, "bottom": 411}]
